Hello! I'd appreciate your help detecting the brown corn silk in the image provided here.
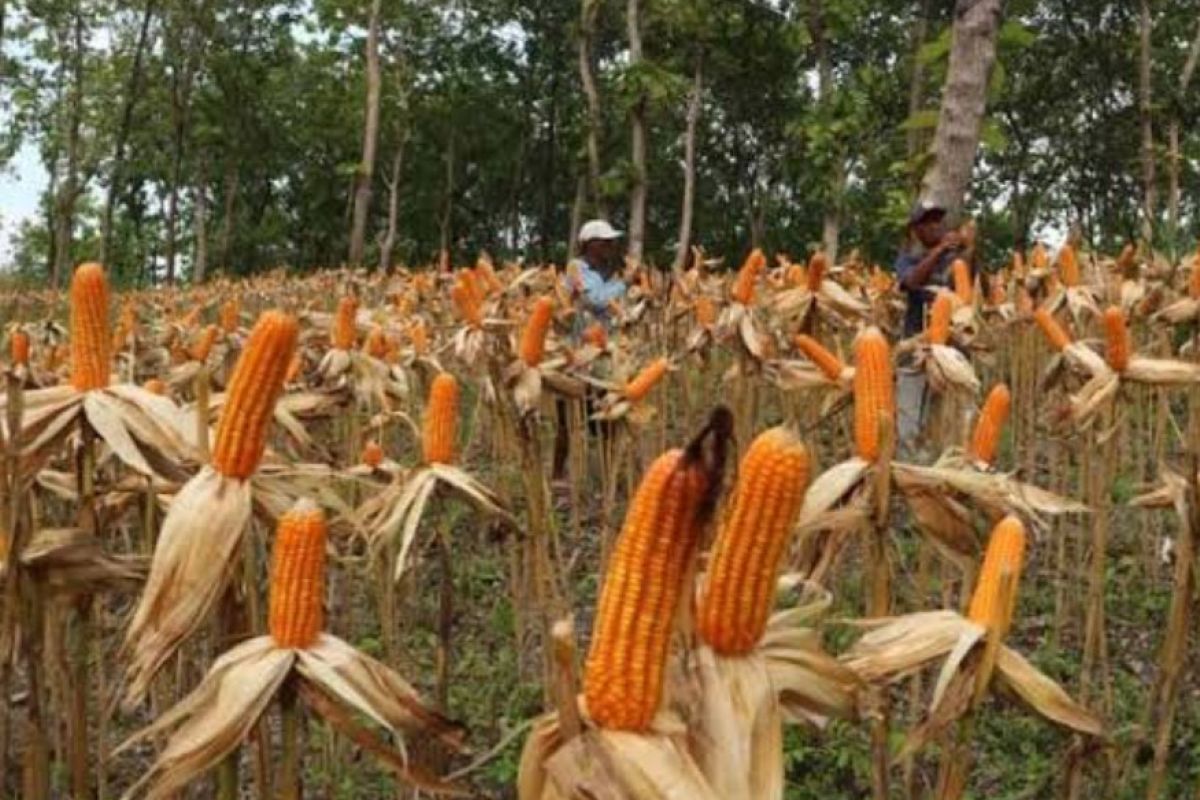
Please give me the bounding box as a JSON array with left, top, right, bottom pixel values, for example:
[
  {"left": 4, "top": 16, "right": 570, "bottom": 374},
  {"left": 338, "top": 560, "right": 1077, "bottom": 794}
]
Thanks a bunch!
[
  {"left": 1102, "top": 306, "right": 1131, "bottom": 372},
  {"left": 969, "top": 384, "right": 1011, "bottom": 466},
  {"left": 927, "top": 291, "right": 953, "bottom": 345},
  {"left": 211, "top": 311, "right": 300, "bottom": 479},
  {"left": 794, "top": 334, "right": 844, "bottom": 381},
  {"left": 852, "top": 327, "right": 894, "bottom": 461},
  {"left": 332, "top": 296, "right": 359, "bottom": 350},
  {"left": 1032, "top": 308, "right": 1071, "bottom": 352},
  {"left": 697, "top": 427, "right": 810, "bottom": 654},
  {"left": 519, "top": 296, "right": 555, "bottom": 367},
  {"left": 967, "top": 516, "right": 1027, "bottom": 642},
  {"left": 624, "top": 357, "right": 669, "bottom": 401},
  {"left": 584, "top": 449, "right": 709, "bottom": 730},
  {"left": 69, "top": 262, "right": 112, "bottom": 392},
  {"left": 423, "top": 372, "right": 459, "bottom": 465},
  {"left": 268, "top": 499, "right": 328, "bottom": 648}
]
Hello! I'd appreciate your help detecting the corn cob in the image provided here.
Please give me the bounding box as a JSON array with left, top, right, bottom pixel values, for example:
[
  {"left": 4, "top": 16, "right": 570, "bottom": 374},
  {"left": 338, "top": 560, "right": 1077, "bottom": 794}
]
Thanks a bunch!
[
  {"left": 730, "top": 248, "right": 765, "bottom": 305},
  {"left": 452, "top": 272, "right": 484, "bottom": 328},
  {"left": 1116, "top": 243, "right": 1136, "bottom": 276},
  {"left": 268, "top": 499, "right": 328, "bottom": 649},
  {"left": 423, "top": 372, "right": 459, "bottom": 465},
  {"left": 409, "top": 319, "right": 429, "bottom": 355},
  {"left": 332, "top": 296, "right": 358, "bottom": 350},
  {"left": 582, "top": 322, "right": 608, "bottom": 349},
  {"left": 1031, "top": 242, "right": 1048, "bottom": 271},
  {"left": 475, "top": 257, "right": 503, "bottom": 294},
  {"left": 1012, "top": 250, "right": 1026, "bottom": 277},
  {"left": 364, "top": 326, "right": 389, "bottom": 359},
  {"left": 697, "top": 427, "right": 810, "bottom": 654},
  {"left": 807, "top": 251, "right": 827, "bottom": 292},
  {"left": 1016, "top": 286, "right": 1034, "bottom": 315},
  {"left": 624, "top": 357, "right": 669, "bottom": 401},
  {"left": 794, "top": 334, "right": 844, "bottom": 381},
  {"left": 1190, "top": 263, "right": 1200, "bottom": 300},
  {"left": 988, "top": 274, "right": 1007, "bottom": 306},
  {"left": 362, "top": 440, "right": 384, "bottom": 468},
  {"left": 927, "top": 291, "right": 953, "bottom": 346},
  {"left": 785, "top": 262, "right": 807, "bottom": 287},
  {"left": 969, "top": 384, "right": 1011, "bottom": 466},
  {"left": 519, "top": 296, "right": 555, "bottom": 367},
  {"left": 852, "top": 327, "right": 894, "bottom": 461},
  {"left": 142, "top": 378, "right": 167, "bottom": 396},
  {"left": 211, "top": 311, "right": 300, "bottom": 479},
  {"left": 69, "top": 262, "right": 112, "bottom": 392},
  {"left": 967, "top": 515, "right": 1027, "bottom": 642},
  {"left": 10, "top": 329, "right": 30, "bottom": 366},
  {"left": 584, "top": 448, "right": 710, "bottom": 730},
  {"left": 1058, "top": 244, "right": 1080, "bottom": 287},
  {"left": 219, "top": 297, "right": 240, "bottom": 334},
  {"left": 1103, "top": 306, "right": 1131, "bottom": 371},
  {"left": 189, "top": 324, "right": 220, "bottom": 362},
  {"left": 952, "top": 259, "right": 972, "bottom": 304},
  {"left": 1033, "top": 308, "right": 1071, "bottom": 352},
  {"left": 694, "top": 296, "right": 717, "bottom": 327}
]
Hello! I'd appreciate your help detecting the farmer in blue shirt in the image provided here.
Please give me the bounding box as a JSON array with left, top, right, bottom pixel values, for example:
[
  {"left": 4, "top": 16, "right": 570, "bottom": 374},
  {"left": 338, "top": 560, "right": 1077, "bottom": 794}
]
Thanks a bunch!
[
  {"left": 893, "top": 201, "right": 966, "bottom": 450},
  {"left": 566, "top": 219, "right": 629, "bottom": 330}
]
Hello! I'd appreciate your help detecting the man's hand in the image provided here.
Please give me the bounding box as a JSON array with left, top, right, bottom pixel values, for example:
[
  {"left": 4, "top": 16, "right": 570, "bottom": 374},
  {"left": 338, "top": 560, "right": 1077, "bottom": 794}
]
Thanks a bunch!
[{"left": 937, "top": 231, "right": 963, "bottom": 252}]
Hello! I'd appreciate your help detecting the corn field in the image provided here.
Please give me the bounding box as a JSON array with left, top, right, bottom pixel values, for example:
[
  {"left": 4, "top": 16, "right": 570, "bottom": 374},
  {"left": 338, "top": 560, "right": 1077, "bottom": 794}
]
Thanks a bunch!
[{"left": 3, "top": 242, "right": 1200, "bottom": 799}]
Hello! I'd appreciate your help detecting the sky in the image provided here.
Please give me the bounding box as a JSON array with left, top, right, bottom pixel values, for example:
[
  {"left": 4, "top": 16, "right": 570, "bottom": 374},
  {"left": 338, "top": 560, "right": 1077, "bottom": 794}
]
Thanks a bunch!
[{"left": 0, "top": 143, "right": 46, "bottom": 267}]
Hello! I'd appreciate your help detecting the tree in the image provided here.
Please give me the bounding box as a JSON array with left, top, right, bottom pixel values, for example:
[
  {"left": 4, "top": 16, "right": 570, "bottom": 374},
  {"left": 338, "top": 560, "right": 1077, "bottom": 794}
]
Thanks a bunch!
[
  {"left": 348, "top": 0, "right": 382, "bottom": 267},
  {"left": 919, "top": 0, "right": 1004, "bottom": 219}
]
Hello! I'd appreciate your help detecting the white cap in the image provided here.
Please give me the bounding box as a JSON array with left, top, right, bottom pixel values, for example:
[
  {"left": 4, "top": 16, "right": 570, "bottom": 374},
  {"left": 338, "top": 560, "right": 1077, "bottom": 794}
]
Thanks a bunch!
[{"left": 578, "top": 219, "right": 623, "bottom": 243}]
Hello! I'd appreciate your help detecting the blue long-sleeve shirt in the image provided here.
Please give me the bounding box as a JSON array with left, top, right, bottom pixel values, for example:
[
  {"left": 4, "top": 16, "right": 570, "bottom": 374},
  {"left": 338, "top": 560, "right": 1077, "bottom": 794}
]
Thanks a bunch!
[
  {"left": 893, "top": 246, "right": 958, "bottom": 337},
  {"left": 568, "top": 258, "right": 626, "bottom": 328}
]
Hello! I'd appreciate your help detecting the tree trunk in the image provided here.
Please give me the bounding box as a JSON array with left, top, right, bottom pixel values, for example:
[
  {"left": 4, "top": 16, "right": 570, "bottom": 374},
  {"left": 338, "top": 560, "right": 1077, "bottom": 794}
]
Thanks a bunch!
[
  {"left": 626, "top": 0, "right": 647, "bottom": 264},
  {"left": 163, "top": 12, "right": 204, "bottom": 285},
  {"left": 218, "top": 161, "right": 238, "bottom": 274},
  {"left": 569, "top": 175, "right": 586, "bottom": 258},
  {"left": 377, "top": 134, "right": 407, "bottom": 274},
  {"left": 906, "top": 0, "right": 932, "bottom": 161},
  {"left": 1138, "top": 0, "right": 1156, "bottom": 243},
  {"left": 578, "top": 0, "right": 603, "bottom": 214},
  {"left": 438, "top": 134, "right": 456, "bottom": 262},
  {"left": 919, "top": 0, "right": 1004, "bottom": 220},
  {"left": 52, "top": 6, "right": 86, "bottom": 288},
  {"left": 810, "top": 0, "right": 842, "bottom": 261},
  {"left": 672, "top": 55, "right": 702, "bottom": 273},
  {"left": 348, "top": 0, "right": 383, "bottom": 266},
  {"left": 1167, "top": 19, "right": 1200, "bottom": 242},
  {"left": 193, "top": 160, "right": 208, "bottom": 283},
  {"left": 100, "top": 0, "right": 156, "bottom": 264}
]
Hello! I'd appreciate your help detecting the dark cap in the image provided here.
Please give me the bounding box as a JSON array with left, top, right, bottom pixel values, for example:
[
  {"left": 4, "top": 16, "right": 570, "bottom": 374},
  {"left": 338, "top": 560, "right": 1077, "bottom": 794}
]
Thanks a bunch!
[{"left": 907, "top": 200, "right": 946, "bottom": 227}]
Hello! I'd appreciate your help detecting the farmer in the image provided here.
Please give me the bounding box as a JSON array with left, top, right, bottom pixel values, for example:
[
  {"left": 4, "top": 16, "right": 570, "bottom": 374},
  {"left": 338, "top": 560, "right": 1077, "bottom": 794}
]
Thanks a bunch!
[
  {"left": 893, "top": 200, "right": 967, "bottom": 449},
  {"left": 553, "top": 219, "right": 629, "bottom": 482},
  {"left": 566, "top": 219, "right": 629, "bottom": 330}
]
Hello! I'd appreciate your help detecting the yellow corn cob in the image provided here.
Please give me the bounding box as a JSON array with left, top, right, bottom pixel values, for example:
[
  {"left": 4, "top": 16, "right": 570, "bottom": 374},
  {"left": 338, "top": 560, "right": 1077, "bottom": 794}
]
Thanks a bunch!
[
  {"left": 219, "top": 297, "right": 240, "bottom": 334},
  {"left": 519, "top": 296, "right": 555, "bottom": 367},
  {"left": 211, "top": 311, "right": 300, "bottom": 479},
  {"left": 189, "top": 324, "right": 220, "bottom": 363},
  {"left": 988, "top": 274, "right": 1007, "bottom": 306},
  {"left": 694, "top": 296, "right": 717, "bottom": 327},
  {"left": 10, "top": 329, "right": 30, "bottom": 367},
  {"left": 475, "top": 257, "right": 503, "bottom": 294},
  {"left": 1031, "top": 242, "right": 1048, "bottom": 271},
  {"left": 423, "top": 373, "right": 459, "bottom": 465},
  {"left": 1033, "top": 308, "right": 1071, "bottom": 352},
  {"left": 1190, "top": 263, "right": 1200, "bottom": 300},
  {"left": 952, "top": 259, "right": 972, "bottom": 304},
  {"left": 452, "top": 272, "right": 484, "bottom": 328},
  {"left": 409, "top": 319, "right": 429, "bottom": 355},
  {"left": 969, "top": 384, "right": 1011, "bottom": 466},
  {"left": 697, "top": 427, "right": 810, "bottom": 654},
  {"left": 785, "top": 262, "right": 807, "bottom": 287},
  {"left": 1103, "top": 306, "right": 1130, "bottom": 371},
  {"left": 927, "top": 291, "right": 953, "bottom": 346},
  {"left": 807, "top": 251, "right": 828, "bottom": 292},
  {"left": 363, "top": 326, "right": 389, "bottom": 359},
  {"left": 332, "top": 296, "right": 358, "bottom": 350},
  {"left": 730, "top": 248, "right": 765, "bottom": 305},
  {"left": 362, "top": 440, "right": 384, "bottom": 468},
  {"left": 1012, "top": 250, "right": 1026, "bottom": 277},
  {"left": 794, "top": 334, "right": 844, "bottom": 381},
  {"left": 852, "top": 327, "right": 894, "bottom": 461},
  {"left": 1058, "top": 244, "right": 1080, "bottom": 287},
  {"left": 1116, "top": 243, "right": 1136, "bottom": 276},
  {"left": 582, "top": 322, "right": 608, "bottom": 349},
  {"left": 967, "top": 515, "right": 1027, "bottom": 642},
  {"left": 69, "top": 262, "right": 112, "bottom": 392},
  {"left": 142, "top": 378, "right": 167, "bottom": 396},
  {"left": 268, "top": 499, "right": 328, "bottom": 649},
  {"left": 624, "top": 357, "right": 669, "bottom": 401},
  {"left": 584, "top": 448, "right": 710, "bottom": 730}
]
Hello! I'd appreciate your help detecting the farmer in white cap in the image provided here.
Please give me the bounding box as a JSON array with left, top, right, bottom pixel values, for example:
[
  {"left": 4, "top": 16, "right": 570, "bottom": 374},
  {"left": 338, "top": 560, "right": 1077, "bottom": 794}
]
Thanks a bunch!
[{"left": 567, "top": 219, "right": 629, "bottom": 329}]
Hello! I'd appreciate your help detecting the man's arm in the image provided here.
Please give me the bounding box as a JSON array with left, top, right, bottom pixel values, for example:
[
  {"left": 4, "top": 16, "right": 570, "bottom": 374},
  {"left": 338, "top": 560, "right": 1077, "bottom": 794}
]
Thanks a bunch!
[
  {"left": 582, "top": 269, "right": 626, "bottom": 311},
  {"left": 899, "top": 234, "right": 961, "bottom": 291}
]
